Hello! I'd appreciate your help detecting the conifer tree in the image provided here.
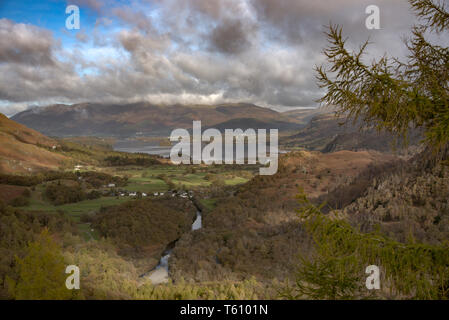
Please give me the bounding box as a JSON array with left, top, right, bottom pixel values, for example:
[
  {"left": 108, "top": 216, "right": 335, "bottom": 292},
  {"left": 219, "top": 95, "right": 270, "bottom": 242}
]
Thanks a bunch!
[
  {"left": 316, "top": 0, "right": 449, "bottom": 152},
  {"left": 8, "top": 229, "right": 73, "bottom": 300}
]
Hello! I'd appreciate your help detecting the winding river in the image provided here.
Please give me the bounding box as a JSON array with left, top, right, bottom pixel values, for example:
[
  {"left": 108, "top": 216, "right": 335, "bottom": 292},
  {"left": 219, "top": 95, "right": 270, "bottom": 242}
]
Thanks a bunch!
[{"left": 147, "top": 205, "right": 202, "bottom": 284}]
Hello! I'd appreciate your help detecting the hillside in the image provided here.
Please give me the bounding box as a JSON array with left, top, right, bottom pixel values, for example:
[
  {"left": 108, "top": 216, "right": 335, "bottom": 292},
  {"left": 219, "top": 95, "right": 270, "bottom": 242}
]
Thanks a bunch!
[
  {"left": 12, "top": 102, "right": 303, "bottom": 137},
  {"left": 202, "top": 117, "right": 300, "bottom": 132},
  {"left": 0, "top": 113, "right": 67, "bottom": 174},
  {"left": 170, "top": 150, "right": 397, "bottom": 282},
  {"left": 332, "top": 155, "right": 449, "bottom": 244},
  {"left": 283, "top": 112, "right": 422, "bottom": 154},
  {"left": 171, "top": 148, "right": 449, "bottom": 285},
  {"left": 280, "top": 107, "right": 329, "bottom": 126}
]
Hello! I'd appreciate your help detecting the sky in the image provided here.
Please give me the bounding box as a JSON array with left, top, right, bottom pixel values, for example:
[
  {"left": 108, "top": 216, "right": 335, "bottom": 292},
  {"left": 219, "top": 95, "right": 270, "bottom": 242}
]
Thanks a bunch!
[{"left": 0, "top": 0, "right": 423, "bottom": 116}]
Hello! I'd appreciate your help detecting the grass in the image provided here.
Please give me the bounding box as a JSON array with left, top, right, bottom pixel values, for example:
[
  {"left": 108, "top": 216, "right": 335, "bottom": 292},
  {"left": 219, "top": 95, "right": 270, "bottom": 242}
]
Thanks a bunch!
[
  {"left": 124, "top": 178, "right": 168, "bottom": 193},
  {"left": 12, "top": 163, "right": 254, "bottom": 246},
  {"left": 22, "top": 195, "right": 129, "bottom": 222},
  {"left": 20, "top": 187, "right": 130, "bottom": 241},
  {"left": 57, "top": 197, "right": 130, "bottom": 221},
  {"left": 78, "top": 223, "right": 100, "bottom": 241},
  {"left": 200, "top": 198, "right": 217, "bottom": 211},
  {"left": 21, "top": 165, "right": 252, "bottom": 215},
  {"left": 111, "top": 165, "right": 185, "bottom": 177},
  {"left": 110, "top": 165, "right": 252, "bottom": 191},
  {"left": 18, "top": 165, "right": 252, "bottom": 235},
  {"left": 172, "top": 174, "right": 211, "bottom": 187},
  {"left": 223, "top": 176, "right": 248, "bottom": 185}
]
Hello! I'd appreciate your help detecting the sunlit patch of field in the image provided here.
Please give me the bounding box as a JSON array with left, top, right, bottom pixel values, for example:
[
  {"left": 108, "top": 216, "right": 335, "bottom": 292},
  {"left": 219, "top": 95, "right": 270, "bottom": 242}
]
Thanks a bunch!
[
  {"left": 107, "top": 164, "right": 254, "bottom": 192},
  {"left": 171, "top": 173, "right": 211, "bottom": 187},
  {"left": 223, "top": 176, "right": 248, "bottom": 185},
  {"left": 124, "top": 178, "right": 169, "bottom": 192}
]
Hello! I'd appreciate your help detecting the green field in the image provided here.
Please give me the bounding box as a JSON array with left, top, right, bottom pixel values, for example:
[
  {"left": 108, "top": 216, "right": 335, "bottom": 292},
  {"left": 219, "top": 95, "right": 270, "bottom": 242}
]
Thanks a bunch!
[
  {"left": 78, "top": 222, "right": 101, "bottom": 241},
  {"left": 124, "top": 178, "right": 169, "bottom": 193},
  {"left": 21, "top": 165, "right": 253, "bottom": 218},
  {"left": 16, "top": 164, "right": 254, "bottom": 242},
  {"left": 108, "top": 165, "right": 253, "bottom": 192},
  {"left": 199, "top": 198, "right": 217, "bottom": 211},
  {"left": 23, "top": 195, "right": 130, "bottom": 221},
  {"left": 20, "top": 192, "right": 130, "bottom": 241}
]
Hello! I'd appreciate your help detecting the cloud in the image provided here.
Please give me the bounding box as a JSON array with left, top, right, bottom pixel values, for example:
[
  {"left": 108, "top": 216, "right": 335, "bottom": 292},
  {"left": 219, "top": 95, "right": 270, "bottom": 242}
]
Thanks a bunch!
[
  {"left": 0, "top": 19, "right": 57, "bottom": 66},
  {"left": 112, "top": 6, "right": 154, "bottom": 32},
  {"left": 0, "top": 0, "right": 426, "bottom": 116},
  {"left": 251, "top": 0, "right": 414, "bottom": 55},
  {"left": 69, "top": 0, "right": 105, "bottom": 13},
  {"left": 209, "top": 19, "right": 255, "bottom": 54},
  {"left": 75, "top": 31, "right": 89, "bottom": 43}
]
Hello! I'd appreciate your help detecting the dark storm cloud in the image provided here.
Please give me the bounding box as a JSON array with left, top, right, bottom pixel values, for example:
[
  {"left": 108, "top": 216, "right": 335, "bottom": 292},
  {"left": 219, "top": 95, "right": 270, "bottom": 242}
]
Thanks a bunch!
[
  {"left": 0, "top": 0, "right": 423, "bottom": 116},
  {"left": 209, "top": 19, "right": 254, "bottom": 54}
]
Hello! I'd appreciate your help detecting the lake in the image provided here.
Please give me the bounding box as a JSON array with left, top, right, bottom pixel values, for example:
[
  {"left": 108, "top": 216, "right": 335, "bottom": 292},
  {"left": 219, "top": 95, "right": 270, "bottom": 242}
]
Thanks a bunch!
[{"left": 114, "top": 140, "right": 283, "bottom": 162}]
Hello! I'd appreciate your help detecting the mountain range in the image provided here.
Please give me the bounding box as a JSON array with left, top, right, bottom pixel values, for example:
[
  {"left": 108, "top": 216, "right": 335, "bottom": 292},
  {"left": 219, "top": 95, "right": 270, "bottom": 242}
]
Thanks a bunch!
[
  {"left": 12, "top": 102, "right": 310, "bottom": 137},
  {"left": 9, "top": 102, "right": 423, "bottom": 156}
]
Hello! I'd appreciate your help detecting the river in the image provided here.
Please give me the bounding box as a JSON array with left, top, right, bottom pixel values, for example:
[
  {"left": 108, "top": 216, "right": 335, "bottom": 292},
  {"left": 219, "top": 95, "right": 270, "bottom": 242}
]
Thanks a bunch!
[{"left": 147, "top": 206, "right": 202, "bottom": 285}]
